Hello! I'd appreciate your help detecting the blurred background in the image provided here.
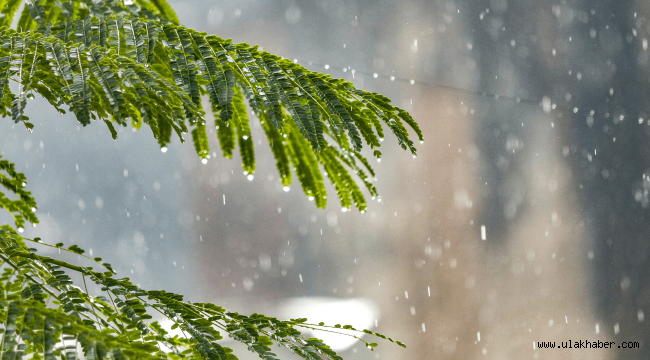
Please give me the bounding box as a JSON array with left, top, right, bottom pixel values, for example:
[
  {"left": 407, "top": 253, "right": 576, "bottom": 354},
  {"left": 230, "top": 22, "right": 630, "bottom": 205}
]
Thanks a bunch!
[{"left": 2, "top": 0, "right": 650, "bottom": 359}]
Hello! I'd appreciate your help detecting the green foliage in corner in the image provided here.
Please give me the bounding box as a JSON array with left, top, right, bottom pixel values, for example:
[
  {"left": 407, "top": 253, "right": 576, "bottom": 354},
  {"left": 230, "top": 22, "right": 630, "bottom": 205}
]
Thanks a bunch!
[
  {"left": 0, "top": 155, "right": 407, "bottom": 360},
  {"left": 0, "top": 0, "right": 420, "bottom": 358},
  {"left": 0, "top": 0, "right": 421, "bottom": 211}
]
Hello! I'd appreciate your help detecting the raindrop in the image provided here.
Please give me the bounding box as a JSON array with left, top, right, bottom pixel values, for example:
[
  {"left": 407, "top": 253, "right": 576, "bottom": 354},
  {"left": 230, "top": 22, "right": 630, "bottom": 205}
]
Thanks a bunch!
[
  {"left": 285, "top": 5, "right": 301, "bottom": 24},
  {"left": 542, "top": 96, "right": 552, "bottom": 114},
  {"left": 390, "top": 76, "right": 395, "bottom": 81},
  {"left": 621, "top": 277, "right": 631, "bottom": 291},
  {"left": 377, "top": 158, "right": 382, "bottom": 163},
  {"left": 31, "top": 207, "right": 36, "bottom": 212},
  {"left": 308, "top": 196, "right": 314, "bottom": 201},
  {"left": 201, "top": 158, "right": 208, "bottom": 164},
  {"left": 242, "top": 135, "right": 249, "bottom": 140},
  {"left": 18, "top": 228, "right": 24, "bottom": 233},
  {"left": 409, "top": 79, "right": 415, "bottom": 85},
  {"left": 247, "top": 174, "right": 254, "bottom": 181},
  {"left": 341, "top": 207, "right": 348, "bottom": 212},
  {"left": 419, "top": 140, "right": 424, "bottom": 144},
  {"left": 283, "top": 186, "right": 290, "bottom": 192},
  {"left": 373, "top": 73, "right": 378, "bottom": 78},
  {"left": 161, "top": 147, "right": 168, "bottom": 153},
  {"left": 573, "top": 107, "right": 579, "bottom": 113},
  {"left": 207, "top": 7, "right": 224, "bottom": 27},
  {"left": 324, "top": 64, "right": 330, "bottom": 69}
]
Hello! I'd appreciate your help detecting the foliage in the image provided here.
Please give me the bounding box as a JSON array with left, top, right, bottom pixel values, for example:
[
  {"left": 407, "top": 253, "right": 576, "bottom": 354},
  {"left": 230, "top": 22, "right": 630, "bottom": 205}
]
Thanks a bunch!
[
  {"left": 0, "top": 0, "right": 420, "bottom": 358},
  {"left": 0, "top": 0, "right": 422, "bottom": 211},
  {"left": 0, "top": 155, "right": 409, "bottom": 360}
]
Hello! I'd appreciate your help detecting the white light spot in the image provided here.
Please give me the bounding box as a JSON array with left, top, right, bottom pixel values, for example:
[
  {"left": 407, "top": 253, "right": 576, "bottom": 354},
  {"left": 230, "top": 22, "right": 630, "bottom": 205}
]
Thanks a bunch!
[
  {"left": 542, "top": 96, "right": 552, "bottom": 113},
  {"left": 285, "top": 5, "right": 301, "bottom": 24},
  {"left": 207, "top": 7, "right": 224, "bottom": 27},
  {"left": 481, "top": 225, "right": 486, "bottom": 240},
  {"left": 243, "top": 277, "right": 253, "bottom": 291}
]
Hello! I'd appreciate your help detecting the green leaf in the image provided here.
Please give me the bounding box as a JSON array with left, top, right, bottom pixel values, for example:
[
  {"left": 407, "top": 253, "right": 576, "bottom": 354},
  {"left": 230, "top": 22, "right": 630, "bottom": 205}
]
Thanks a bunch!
[{"left": 191, "top": 121, "right": 210, "bottom": 160}]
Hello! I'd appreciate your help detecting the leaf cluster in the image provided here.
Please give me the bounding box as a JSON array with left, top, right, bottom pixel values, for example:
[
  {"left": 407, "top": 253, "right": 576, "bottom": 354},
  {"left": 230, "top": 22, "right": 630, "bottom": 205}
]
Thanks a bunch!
[
  {"left": 0, "top": 225, "right": 403, "bottom": 360},
  {"left": 0, "top": 160, "right": 404, "bottom": 360},
  {"left": 0, "top": 0, "right": 417, "bottom": 358},
  {"left": 0, "top": 0, "right": 421, "bottom": 211}
]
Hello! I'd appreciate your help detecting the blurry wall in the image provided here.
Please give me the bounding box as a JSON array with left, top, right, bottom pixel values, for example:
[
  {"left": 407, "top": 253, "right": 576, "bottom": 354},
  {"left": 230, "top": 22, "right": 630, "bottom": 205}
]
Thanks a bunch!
[{"left": 178, "top": 0, "right": 650, "bottom": 359}]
